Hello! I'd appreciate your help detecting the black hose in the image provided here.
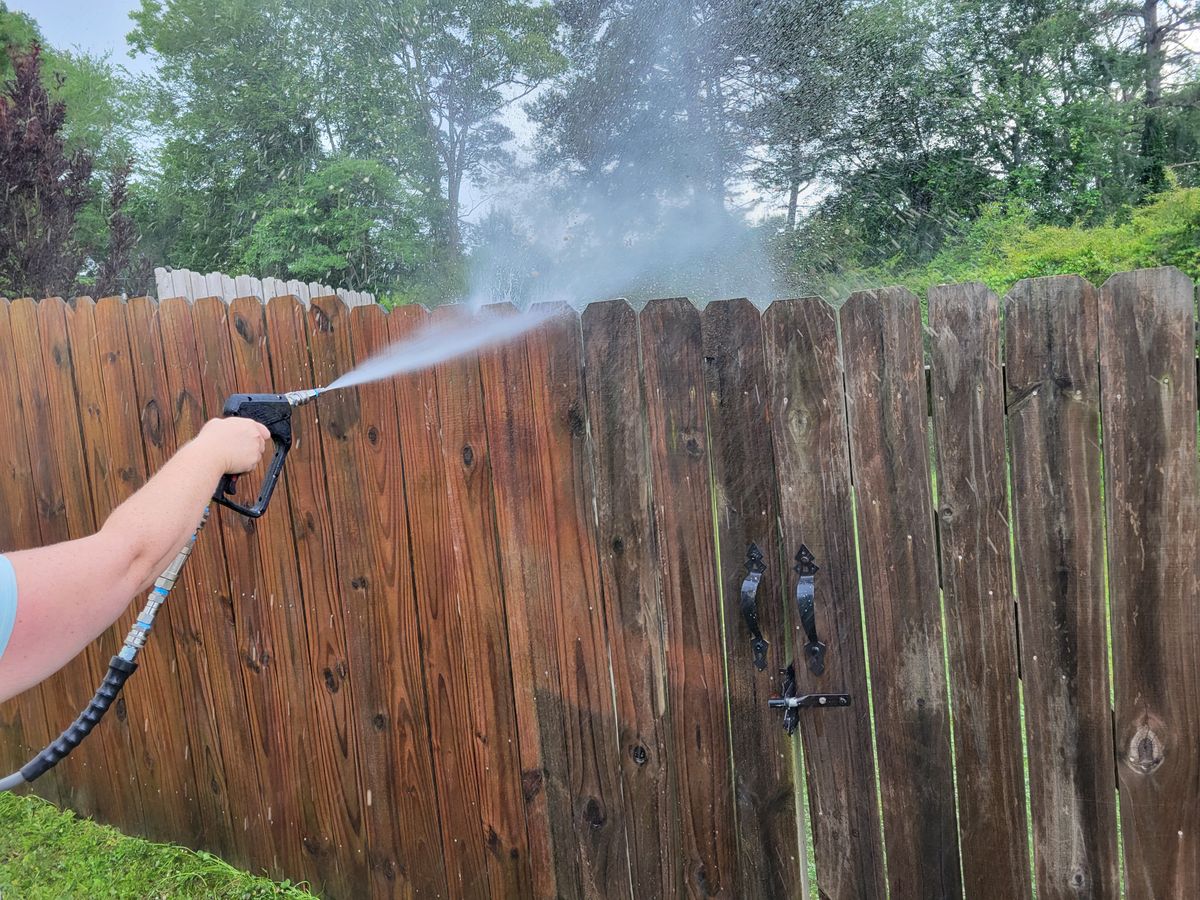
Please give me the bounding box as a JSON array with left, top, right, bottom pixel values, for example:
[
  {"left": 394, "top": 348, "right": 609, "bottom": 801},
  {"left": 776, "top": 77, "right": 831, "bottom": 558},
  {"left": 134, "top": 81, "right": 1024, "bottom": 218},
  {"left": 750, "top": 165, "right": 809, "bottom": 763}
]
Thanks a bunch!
[{"left": 0, "top": 656, "right": 137, "bottom": 790}]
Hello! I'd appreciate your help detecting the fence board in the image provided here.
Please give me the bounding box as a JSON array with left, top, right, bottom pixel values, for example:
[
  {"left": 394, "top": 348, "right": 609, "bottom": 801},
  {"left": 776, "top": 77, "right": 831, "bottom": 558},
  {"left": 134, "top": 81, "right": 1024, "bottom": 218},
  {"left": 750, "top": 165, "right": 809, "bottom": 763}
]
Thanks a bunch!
[
  {"left": 90, "top": 296, "right": 204, "bottom": 843},
  {"left": 840, "top": 286, "right": 962, "bottom": 898},
  {"left": 581, "top": 299, "right": 678, "bottom": 898},
  {"left": 22, "top": 296, "right": 135, "bottom": 821},
  {"left": 700, "top": 298, "right": 803, "bottom": 899},
  {"left": 222, "top": 295, "right": 366, "bottom": 899},
  {"left": 384, "top": 303, "right": 492, "bottom": 897},
  {"left": 640, "top": 297, "right": 737, "bottom": 898},
  {"left": 0, "top": 299, "right": 59, "bottom": 805},
  {"left": 1005, "top": 275, "right": 1119, "bottom": 898},
  {"left": 483, "top": 304, "right": 631, "bottom": 899},
  {"left": 190, "top": 297, "right": 299, "bottom": 875},
  {"left": 762, "top": 297, "right": 886, "bottom": 899},
  {"left": 431, "top": 306, "right": 533, "bottom": 897},
  {"left": 157, "top": 297, "right": 275, "bottom": 869},
  {"left": 475, "top": 305, "right": 570, "bottom": 899},
  {"left": 1098, "top": 268, "right": 1200, "bottom": 898},
  {"left": 928, "top": 283, "right": 1031, "bottom": 898},
  {"left": 346, "top": 302, "right": 450, "bottom": 897},
  {"left": 265, "top": 295, "right": 373, "bottom": 891},
  {"left": 124, "top": 296, "right": 231, "bottom": 852}
]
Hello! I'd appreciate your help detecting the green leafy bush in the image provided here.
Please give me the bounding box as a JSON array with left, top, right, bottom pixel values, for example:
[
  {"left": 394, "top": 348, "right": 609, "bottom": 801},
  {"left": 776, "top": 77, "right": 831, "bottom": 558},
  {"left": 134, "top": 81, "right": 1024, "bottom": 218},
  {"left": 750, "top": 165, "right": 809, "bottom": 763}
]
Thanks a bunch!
[{"left": 873, "top": 186, "right": 1200, "bottom": 297}]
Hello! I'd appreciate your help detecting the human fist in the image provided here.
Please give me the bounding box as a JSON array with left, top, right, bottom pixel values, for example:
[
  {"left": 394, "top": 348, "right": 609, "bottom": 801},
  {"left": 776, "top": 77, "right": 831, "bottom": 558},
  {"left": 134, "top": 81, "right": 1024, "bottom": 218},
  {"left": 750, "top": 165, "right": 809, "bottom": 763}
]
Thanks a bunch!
[{"left": 197, "top": 417, "right": 271, "bottom": 475}]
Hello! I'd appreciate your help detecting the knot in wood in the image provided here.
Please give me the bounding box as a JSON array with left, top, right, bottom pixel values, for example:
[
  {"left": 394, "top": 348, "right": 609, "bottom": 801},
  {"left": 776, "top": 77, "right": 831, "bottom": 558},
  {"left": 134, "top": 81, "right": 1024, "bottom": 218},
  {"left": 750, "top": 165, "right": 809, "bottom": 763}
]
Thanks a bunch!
[
  {"left": 630, "top": 744, "right": 647, "bottom": 765},
  {"left": 1127, "top": 723, "right": 1165, "bottom": 774},
  {"left": 462, "top": 444, "right": 474, "bottom": 467},
  {"left": 583, "top": 797, "right": 606, "bottom": 829}
]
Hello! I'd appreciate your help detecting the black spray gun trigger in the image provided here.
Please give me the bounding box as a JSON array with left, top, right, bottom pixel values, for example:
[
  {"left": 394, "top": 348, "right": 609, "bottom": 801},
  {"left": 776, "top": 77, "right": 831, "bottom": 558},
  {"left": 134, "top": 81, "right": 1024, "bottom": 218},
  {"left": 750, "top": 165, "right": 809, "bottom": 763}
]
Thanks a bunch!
[{"left": 213, "top": 389, "right": 320, "bottom": 519}]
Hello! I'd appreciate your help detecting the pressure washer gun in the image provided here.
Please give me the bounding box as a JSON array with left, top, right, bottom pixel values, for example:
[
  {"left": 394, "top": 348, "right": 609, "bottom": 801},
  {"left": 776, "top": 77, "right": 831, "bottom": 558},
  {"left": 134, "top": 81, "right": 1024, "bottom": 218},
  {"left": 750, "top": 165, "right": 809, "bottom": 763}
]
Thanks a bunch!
[
  {"left": 0, "top": 389, "right": 321, "bottom": 792},
  {"left": 213, "top": 390, "right": 321, "bottom": 518}
]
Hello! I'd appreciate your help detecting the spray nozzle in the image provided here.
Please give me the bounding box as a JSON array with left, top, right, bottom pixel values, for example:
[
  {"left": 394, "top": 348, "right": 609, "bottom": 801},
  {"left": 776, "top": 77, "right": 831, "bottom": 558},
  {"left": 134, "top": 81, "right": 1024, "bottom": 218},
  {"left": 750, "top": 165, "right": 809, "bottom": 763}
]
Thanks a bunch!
[{"left": 284, "top": 388, "right": 321, "bottom": 407}]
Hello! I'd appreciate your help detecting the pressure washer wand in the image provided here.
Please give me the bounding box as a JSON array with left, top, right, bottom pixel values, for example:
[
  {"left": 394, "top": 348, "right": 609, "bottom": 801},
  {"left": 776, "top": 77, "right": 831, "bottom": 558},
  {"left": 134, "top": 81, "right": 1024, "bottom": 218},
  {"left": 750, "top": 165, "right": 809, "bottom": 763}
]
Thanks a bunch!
[{"left": 0, "top": 388, "right": 322, "bottom": 793}]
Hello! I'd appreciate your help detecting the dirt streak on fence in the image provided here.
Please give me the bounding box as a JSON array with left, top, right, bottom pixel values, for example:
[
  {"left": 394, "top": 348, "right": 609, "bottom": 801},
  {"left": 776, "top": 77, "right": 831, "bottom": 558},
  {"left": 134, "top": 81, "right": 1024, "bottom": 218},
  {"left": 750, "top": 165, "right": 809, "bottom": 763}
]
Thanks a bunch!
[{"left": 0, "top": 269, "right": 1196, "bottom": 899}]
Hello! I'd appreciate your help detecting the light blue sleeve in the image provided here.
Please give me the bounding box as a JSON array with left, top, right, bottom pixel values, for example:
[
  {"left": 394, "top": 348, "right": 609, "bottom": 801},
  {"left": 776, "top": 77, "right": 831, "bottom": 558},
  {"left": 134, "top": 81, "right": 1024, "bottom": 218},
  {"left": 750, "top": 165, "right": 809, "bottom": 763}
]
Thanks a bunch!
[{"left": 0, "top": 554, "right": 17, "bottom": 661}]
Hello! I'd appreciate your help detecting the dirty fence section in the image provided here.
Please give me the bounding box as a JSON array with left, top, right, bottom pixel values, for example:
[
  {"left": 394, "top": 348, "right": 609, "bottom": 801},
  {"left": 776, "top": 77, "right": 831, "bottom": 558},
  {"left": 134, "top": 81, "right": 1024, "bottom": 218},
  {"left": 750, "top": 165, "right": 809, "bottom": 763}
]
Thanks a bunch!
[{"left": 0, "top": 269, "right": 1196, "bottom": 899}]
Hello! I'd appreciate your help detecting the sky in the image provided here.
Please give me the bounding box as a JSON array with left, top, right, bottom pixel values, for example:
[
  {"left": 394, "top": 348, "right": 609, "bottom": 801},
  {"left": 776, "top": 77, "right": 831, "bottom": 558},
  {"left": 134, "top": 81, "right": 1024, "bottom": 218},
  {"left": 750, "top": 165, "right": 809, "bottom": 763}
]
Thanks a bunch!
[{"left": 9, "top": 0, "right": 150, "bottom": 73}]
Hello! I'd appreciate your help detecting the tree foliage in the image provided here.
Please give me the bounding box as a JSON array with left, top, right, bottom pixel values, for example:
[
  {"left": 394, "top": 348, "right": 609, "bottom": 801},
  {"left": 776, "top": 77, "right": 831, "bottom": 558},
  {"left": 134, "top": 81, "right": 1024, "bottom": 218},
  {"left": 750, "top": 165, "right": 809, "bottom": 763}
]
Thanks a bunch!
[{"left": 0, "top": 44, "right": 94, "bottom": 298}]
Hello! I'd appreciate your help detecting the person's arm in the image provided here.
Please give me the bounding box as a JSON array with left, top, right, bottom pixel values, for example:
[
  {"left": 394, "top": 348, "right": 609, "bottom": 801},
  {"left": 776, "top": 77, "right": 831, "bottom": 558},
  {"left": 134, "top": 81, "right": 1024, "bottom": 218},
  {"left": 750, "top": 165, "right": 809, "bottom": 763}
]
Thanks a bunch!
[{"left": 0, "top": 417, "right": 269, "bottom": 702}]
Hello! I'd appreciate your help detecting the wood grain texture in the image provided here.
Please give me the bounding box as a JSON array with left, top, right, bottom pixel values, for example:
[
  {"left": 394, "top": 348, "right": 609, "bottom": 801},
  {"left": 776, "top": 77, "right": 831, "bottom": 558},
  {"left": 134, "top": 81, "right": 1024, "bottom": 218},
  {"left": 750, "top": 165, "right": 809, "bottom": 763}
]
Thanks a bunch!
[
  {"left": 640, "top": 297, "right": 737, "bottom": 898},
  {"left": 1005, "top": 275, "right": 1118, "bottom": 899},
  {"left": 482, "top": 304, "right": 630, "bottom": 899},
  {"left": 581, "top": 299, "right": 679, "bottom": 899},
  {"left": 124, "top": 295, "right": 232, "bottom": 854},
  {"left": 190, "top": 296, "right": 301, "bottom": 878},
  {"left": 700, "top": 298, "right": 803, "bottom": 899},
  {"left": 0, "top": 299, "right": 59, "bottom": 804},
  {"left": 264, "top": 295, "right": 371, "bottom": 894},
  {"left": 928, "top": 283, "right": 1031, "bottom": 899},
  {"left": 430, "top": 305, "right": 533, "bottom": 898},
  {"left": 763, "top": 297, "right": 886, "bottom": 900},
  {"left": 90, "top": 295, "right": 204, "bottom": 844},
  {"left": 385, "top": 304, "right": 492, "bottom": 898},
  {"left": 840, "top": 287, "right": 962, "bottom": 898},
  {"left": 158, "top": 296, "right": 275, "bottom": 871},
  {"left": 347, "top": 302, "right": 450, "bottom": 898},
  {"left": 223, "top": 295, "right": 365, "bottom": 898},
  {"left": 474, "top": 305, "right": 572, "bottom": 900},
  {"left": 17, "top": 296, "right": 133, "bottom": 822},
  {"left": 1098, "top": 268, "right": 1200, "bottom": 899}
]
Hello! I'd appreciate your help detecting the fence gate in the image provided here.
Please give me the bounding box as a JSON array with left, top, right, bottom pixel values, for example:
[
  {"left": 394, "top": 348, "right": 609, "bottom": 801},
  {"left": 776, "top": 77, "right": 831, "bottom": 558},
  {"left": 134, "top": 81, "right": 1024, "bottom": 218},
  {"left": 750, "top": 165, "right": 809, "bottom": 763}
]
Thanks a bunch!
[{"left": 0, "top": 268, "right": 1196, "bottom": 899}]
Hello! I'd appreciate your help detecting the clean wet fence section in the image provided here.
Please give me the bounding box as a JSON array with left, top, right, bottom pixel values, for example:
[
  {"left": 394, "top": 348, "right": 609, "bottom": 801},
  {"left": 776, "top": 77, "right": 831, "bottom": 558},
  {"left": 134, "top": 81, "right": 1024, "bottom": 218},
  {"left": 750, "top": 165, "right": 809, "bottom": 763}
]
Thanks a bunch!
[{"left": 0, "top": 269, "right": 1196, "bottom": 899}]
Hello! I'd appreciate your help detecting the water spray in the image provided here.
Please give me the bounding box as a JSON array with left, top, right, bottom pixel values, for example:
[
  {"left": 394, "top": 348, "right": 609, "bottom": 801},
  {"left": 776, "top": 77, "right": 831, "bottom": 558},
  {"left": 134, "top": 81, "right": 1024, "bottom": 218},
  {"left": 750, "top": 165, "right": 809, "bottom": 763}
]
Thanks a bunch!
[{"left": 0, "top": 305, "right": 553, "bottom": 793}]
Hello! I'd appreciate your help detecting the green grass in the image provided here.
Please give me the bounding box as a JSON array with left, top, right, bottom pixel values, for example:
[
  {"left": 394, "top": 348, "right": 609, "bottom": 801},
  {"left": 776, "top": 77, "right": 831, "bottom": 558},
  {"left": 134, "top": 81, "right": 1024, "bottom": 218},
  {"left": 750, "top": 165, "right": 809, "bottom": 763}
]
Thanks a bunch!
[{"left": 0, "top": 792, "right": 318, "bottom": 900}]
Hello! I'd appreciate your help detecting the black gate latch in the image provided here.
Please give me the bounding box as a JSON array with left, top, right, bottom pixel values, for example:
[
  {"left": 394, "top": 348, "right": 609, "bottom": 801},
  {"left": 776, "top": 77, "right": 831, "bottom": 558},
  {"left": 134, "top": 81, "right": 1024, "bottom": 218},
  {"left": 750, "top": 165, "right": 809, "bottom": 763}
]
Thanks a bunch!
[{"left": 768, "top": 663, "right": 851, "bottom": 735}]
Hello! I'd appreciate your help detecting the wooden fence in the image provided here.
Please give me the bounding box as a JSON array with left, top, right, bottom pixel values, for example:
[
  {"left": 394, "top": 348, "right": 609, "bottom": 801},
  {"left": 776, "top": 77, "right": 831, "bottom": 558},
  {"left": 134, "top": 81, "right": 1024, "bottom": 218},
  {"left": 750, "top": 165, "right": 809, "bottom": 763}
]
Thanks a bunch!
[{"left": 0, "top": 268, "right": 1196, "bottom": 899}]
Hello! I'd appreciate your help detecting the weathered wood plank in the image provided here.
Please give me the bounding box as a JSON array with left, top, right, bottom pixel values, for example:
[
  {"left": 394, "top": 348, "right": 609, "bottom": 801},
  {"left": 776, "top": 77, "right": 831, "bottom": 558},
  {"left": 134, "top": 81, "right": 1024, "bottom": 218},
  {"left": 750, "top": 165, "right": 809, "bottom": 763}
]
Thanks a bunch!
[
  {"left": 840, "top": 286, "right": 961, "bottom": 898},
  {"left": 1005, "top": 275, "right": 1119, "bottom": 899},
  {"left": 265, "top": 296, "right": 372, "bottom": 889},
  {"left": 20, "top": 296, "right": 135, "bottom": 822},
  {"left": 0, "top": 299, "right": 59, "bottom": 804},
  {"left": 928, "top": 283, "right": 1031, "bottom": 898},
  {"left": 640, "top": 297, "right": 737, "bottom": 898},
  {"left": 700, "top": 298, "right": 803, "bottom": 899},
  {"left": 222, "top": 295, "right": 365, "bottom": 898},
  {"left": 581, "top": 299, "right": 678, "bottom": 899},
  {"left": 482, "top": 304, "right": 630, "bottom": 899},
  {"left": 190, "top": 297, "right": 300, "bottom": 877},
  {"left": 158, "top": 297, "right": 273, "bottom": 869},
  {"left": 89, "top": 295, "right": 203, "bottom": 844},
  {"left": 124, "top": 296, "right": 232, "bottom": 853},
  {"left": 763, "top": 297, "right": 886, "bottom": 899},
  {"left": 385, "top": 304, "right": 493, "bottom": 898},
  {"left": 430, "top": 306, "right": 533, "bottom": 898},
  {"left": 344, "top": 302, "right": 450, "bottom": 898},
  {"left": 1098, "top": 267, "right": 1200, "bottom": 899}
]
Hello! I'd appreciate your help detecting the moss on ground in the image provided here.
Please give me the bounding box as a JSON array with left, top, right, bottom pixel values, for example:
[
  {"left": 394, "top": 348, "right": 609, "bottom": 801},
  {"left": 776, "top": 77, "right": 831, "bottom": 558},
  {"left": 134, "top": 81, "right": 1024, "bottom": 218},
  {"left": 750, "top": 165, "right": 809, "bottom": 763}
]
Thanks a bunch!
[{"left": 0, "top": 792, "right": 317, "bottom": 899}]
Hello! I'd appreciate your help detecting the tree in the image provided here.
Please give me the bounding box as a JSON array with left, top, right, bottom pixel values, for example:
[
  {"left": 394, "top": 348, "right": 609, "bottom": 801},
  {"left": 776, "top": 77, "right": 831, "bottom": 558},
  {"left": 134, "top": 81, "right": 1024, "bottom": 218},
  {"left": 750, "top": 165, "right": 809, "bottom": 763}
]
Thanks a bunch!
[
  {"left": 94, "top": 157, "right": 153, "bottom": 297},
  {"left": 332, "top": 0, "right": 565, "bottom": 256},
  {"left": 239, "top": 156, "right": 435, "bottom": 291},
  {"left": 0, "top": 44, "right": 94, "bottom": 298}
]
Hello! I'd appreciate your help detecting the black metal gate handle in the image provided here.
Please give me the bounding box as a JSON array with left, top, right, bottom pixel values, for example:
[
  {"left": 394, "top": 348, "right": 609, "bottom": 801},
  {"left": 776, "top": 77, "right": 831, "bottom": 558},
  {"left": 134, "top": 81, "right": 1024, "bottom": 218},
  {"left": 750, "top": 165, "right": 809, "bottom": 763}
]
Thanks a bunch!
[
  {"left": 739, "top": 543, "right": 769, "bottom": 671},
  {"left": 795, "top": 545, "right": 826, "bottom": 675}
]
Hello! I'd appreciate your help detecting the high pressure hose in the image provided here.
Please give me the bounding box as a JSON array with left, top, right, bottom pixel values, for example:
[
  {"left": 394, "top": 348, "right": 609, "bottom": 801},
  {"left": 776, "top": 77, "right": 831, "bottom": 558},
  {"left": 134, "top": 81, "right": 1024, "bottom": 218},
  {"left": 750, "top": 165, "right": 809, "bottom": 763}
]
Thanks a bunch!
[{"left": 0, "top": 511, "right": 209, "bottom": 793}]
